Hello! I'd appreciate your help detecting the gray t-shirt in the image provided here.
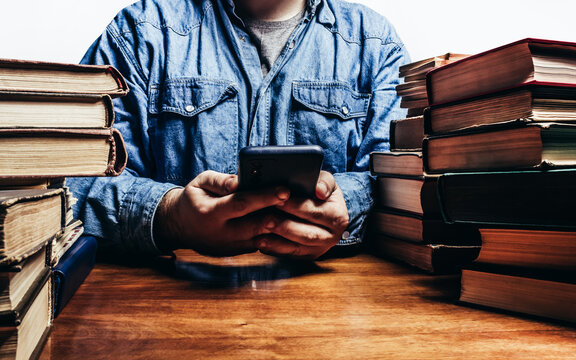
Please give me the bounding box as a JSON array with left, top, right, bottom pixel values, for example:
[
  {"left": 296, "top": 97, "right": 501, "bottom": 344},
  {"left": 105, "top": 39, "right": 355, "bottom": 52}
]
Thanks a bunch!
[{"left": 244, "top": 10, "right": 305, "bottom": 77}]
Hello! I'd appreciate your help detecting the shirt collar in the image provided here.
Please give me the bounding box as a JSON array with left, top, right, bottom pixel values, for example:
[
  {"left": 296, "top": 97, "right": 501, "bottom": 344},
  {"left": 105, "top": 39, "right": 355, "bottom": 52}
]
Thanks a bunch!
[{"left": 224, "top": 0, "right": 334, "bottom": 25}]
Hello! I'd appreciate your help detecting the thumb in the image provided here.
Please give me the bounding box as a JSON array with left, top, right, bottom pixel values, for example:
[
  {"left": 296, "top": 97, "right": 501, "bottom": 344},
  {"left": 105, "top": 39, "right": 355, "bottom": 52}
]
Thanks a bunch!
[{"left": 191, "top": 170, "right": 238, "bottom": 196}]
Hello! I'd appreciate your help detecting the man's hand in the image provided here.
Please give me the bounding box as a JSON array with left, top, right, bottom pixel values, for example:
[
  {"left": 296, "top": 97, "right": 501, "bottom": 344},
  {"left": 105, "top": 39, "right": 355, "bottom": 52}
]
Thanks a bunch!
[
  {"left": 255, "top": 171, "right": 350, "bottom": 259},
  {"left": 154, "top": 170, "right": 290, "bottom": 256}
]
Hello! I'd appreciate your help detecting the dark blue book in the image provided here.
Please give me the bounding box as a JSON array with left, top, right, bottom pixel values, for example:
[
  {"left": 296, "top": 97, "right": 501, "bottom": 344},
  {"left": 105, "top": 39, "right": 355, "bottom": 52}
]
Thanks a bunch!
[{"left": 52, "top": 235, "right": 97, "bottom": 318}]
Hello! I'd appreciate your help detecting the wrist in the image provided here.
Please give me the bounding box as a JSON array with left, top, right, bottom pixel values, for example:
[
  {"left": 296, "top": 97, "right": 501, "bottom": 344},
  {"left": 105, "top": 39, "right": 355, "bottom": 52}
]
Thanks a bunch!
[{"left": 153, "top": 187, "right": 185, "bottom": 252}]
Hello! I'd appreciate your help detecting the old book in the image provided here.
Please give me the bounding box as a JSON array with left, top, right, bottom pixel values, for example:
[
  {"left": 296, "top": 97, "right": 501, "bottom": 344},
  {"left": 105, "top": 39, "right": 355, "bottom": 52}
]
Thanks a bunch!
[
  {"left": 370, "top": 233, "right": 480, "bottom": 273},
  {"left": 460, "top": 266, "right": 576, "bottom": 323},
  {"left": 424, "top": 84, "right": 576, "bottom": 135},
  {"left": 0, "top": 247, "right": 48, "bottom": 313},
  {"left": 370, "top": 151, "right": 423, "bottom": 177},
  {"left": 375, "top": 176, "right": 440, "bottom": 216},
  {"left": 390, "top": 115, "right": 425, "bottom": 151},
  {"left": 437, "top": 169, "right": 576, "bottom": 228},
  {"left": 369, "top": 208, "right": 480, "bottom": 245},
  {"left": 0, "top": 271, "right": 51, "bottom": 360},
  {"left": 0, "top": 58, "right": 128, "bottom": 97},
  {"left": 475, "top": 228, "right": 576, "bottom": 271},
  {"left": 0, "top": 188, "right": 65, "bottom": 265},
  {"left": 49, "top": 221, "right": 83, "bottom": 267},
  {"left": 423, "top": 123, "right": 576, "bottom": 174},
  {"left": 399, "top": 53, "right": 470, "bottom": 80},
  {"left": 426, "top": 38, "right": 576, "bottom": 105},
  {"left": 0, "top": 91, "right": 114, "bottom": 128},
  {"left": 0, "top": 127, "right": 127, "bottom": 179}
]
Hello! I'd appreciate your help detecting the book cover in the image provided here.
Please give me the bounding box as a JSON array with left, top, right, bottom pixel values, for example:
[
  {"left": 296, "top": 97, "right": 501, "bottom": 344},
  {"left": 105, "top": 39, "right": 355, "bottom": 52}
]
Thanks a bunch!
[
  {"left": 369, "top": 151, "right": 423, "bottom": 178},
  {"left": 369, "top": 233, "right": 480, "bottom": 274},
  {"left": 389, "top": 116, "right": 425, "bottom": 151},
  {"left": 0, "top": 127, "right": 127, "bottom": 179},
  {"left": 426, "top": 38, "right": 576, "bottom": 105},
  {"left": 424, "top": 84, "right": 576, "bottom": 135},
  {"left": 0, "top": 188, "right": 65, "bottom": 265},
  {"left": 437, "top": 169, "right": 576, "bottom": 228},
  {"left": 423, "top": 122, "right": 576, "bottom": 174},
  {"left": 52, "top": 235, "right": 98, "bottom": 318},
  {"left": 0, "top": 91, "right": 115, "bottom": 129},
  {"left": 460, "top": 265, "right": 576, "bottom": 323},
  {"left": 0, "top": 58, "right": 128, "bottom": 97},
  {"left": 369, "top": 208, "right": 480, "bottom": 245}
]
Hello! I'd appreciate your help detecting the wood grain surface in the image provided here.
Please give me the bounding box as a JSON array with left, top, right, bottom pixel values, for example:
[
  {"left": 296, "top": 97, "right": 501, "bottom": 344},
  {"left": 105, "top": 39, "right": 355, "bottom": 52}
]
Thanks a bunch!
[{"left": 39, "top": 250, "right": 576, "bottom": 359}]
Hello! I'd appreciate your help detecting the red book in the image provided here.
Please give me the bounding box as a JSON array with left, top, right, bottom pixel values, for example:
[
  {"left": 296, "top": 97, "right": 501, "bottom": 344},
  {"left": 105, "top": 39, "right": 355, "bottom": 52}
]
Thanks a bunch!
[{"left": 426, "top": 38, "right": 576, "bottom": 106}]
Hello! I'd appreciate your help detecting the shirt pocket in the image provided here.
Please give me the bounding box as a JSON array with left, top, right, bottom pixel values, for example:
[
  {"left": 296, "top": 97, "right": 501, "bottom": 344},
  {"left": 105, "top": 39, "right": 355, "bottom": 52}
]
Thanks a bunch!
[
  {"left": 289, "top": 81, "right": 371, "bottom": 173},
  {"left": 148, "top": 78, "right": 239, "bottom": 184}
]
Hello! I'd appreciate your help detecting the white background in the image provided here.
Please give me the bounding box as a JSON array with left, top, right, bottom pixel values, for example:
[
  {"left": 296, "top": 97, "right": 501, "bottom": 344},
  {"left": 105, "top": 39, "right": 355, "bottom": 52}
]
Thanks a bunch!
[{"left": 1, "top": 0, "right": 575, "bottom": 63}]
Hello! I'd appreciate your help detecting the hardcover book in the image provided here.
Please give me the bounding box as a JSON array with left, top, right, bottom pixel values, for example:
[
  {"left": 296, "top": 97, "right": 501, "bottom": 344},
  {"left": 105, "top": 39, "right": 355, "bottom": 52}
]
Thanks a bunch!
[
  {"left": 0, "top": 91, "right": 115, "bottom": 129},
  {"left": 460, "top": 265, "right": 576, "bottom": 323},
  {"left": 475, "top": 228, "right": 576, "bottom": 271},
  {"left": 426, "top": 38, "right": 576, "bottom": 105},
  {"left": 52, "top": 235, "right": 97, "bottom": 318},
  {"left": 437, "top": 169, "right": 576, "bottom": 228},
  {"left": 0, "top": 58, "right": 128, "bottom": 97},
  {"left": 370, "top": 233, "right": 480, "bottom": 274},
  {"left": 0, "top": 188, "right": 65, "bottom": 265},
  {"left": 0, "top": 127, "right": 127, "bottom": 179},
  {"left": 375, "top": 175, "right": 440, "bottom": 216},
  {"left": 424, "top": 84, "right": 576, "bottom": 135},
  {"left": 369, "top": 208, "right": 480, "bottom": 245},
  {"left": 369, "top": 151, "right": 423, "bottom": 178},
  {"left": 0, "top": 271, "right": 51, "bottom": 360},
  {"left": 390, "top": 116, "right": 425, "bottom": 151},
  {"left": 423, "top": 122, "right": 576, "bottom": 173}
]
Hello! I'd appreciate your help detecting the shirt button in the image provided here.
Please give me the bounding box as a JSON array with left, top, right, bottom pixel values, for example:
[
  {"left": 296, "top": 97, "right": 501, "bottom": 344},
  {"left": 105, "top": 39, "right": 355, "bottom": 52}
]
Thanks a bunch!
[
  {"left": 342, "top": 231, "right": 350, "bottom": 240},
  {"left": 289, "top": 40, "right": 295, "bottom": 49},
  {"left": 185, "top": 105, "right": 195, "bottom": 113},
  {"left": 240, "top": 36, "right": 246, "bottom": 42},
  {"left": 341, "top": 105, "right": 349, "bottom": 116}
]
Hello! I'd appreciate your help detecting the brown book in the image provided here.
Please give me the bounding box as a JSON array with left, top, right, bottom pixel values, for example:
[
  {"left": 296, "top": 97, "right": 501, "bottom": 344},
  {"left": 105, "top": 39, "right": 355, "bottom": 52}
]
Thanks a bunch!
[
  {"left": 476, "top": 228, "right": 576, "bottom": 271},
  {"left": 460, "top": 266, "right": 576, "bottom": 323},
  {"left": 426, "top": 38, "right": 576, "bottom": 106},
  {"left": 0, "top": 271, "right": 52, "bottom": 360},
  {"left": 369, "top": 232, "right": 480, "bottom": 273},
  {"left": 399, "top": 53, "right": 470, "bottom": 80},
  {"left": 0, "top": 188, "right": 65, "bottom": 265},
  {"left": 0, "top": 127, "right": 127, "bottom": 179},
  {"left": 0, "top": 58, "right": 128, "bottom": 97},
  {"left": 424, "top": 84, "right": 576, "bottom": 135},
  {"left": 370, "top": 151, "right": 423, "bottom": 177},
  {"left": 375, "top": 176, "right": 440, "bottom": 216},
  {"left": 0, "top": 247, "right": 48, "bottom": 313},
  {"left": 423, "top": 123, "right": 576, "bottom": 174},
  {"left": 437, "top": 169, "right": 576, "bottom": 228},
  {"left": 390, "top": 115, "right": 425, "bottom": 151},
  {"left": 0, "top": 91, "right": 114, "bottom": 129},
  {"left": 369, "top": 208, "right": 480, "bottom": 245}
]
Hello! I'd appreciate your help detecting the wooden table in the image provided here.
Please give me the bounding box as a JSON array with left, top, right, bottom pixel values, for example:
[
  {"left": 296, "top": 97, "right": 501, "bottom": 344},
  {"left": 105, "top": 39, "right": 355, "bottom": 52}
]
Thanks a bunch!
[{"left": 40, "top": 250, "right": 575, "bottom": 359}]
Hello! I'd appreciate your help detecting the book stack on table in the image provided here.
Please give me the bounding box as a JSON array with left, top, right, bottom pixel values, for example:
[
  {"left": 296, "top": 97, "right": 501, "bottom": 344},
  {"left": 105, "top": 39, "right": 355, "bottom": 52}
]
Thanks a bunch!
[
  {"left": 368, "top": 53, "right": 482, "bottom": 274},
  {"left": 423, "top": 38, "right": 576, "bottom": 323},
  {"left": 0, "top": 58, "right": 128, "bottom": 359}
]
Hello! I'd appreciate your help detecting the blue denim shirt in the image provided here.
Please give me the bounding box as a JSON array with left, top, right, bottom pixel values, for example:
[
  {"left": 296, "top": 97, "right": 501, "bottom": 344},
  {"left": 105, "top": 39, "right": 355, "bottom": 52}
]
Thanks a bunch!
[{"left": 67, "top": 0, "right": 409, "bottom": 255}]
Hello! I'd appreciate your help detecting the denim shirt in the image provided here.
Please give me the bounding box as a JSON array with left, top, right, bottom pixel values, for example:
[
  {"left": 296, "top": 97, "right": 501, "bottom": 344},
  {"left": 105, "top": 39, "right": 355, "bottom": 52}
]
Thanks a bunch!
[{"left": 67, "top": 0, "right": 409, "bottom": 255}]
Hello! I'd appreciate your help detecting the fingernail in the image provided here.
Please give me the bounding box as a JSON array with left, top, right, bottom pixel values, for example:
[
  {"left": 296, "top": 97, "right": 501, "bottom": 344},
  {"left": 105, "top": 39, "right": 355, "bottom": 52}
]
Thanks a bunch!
[{"left": 275, "top": 187, "right": 290, "bottom": 201}]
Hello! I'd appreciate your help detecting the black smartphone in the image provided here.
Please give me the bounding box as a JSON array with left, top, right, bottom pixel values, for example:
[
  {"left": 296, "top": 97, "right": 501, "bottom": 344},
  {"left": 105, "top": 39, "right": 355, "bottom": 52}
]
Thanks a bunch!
[{"left": 238, "top": 145, "right": 324, "bottom": 197}]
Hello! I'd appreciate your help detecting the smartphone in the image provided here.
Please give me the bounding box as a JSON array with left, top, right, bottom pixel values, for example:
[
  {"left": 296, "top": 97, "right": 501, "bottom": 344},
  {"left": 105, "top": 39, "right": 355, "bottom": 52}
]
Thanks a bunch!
[{"left": 238, "top": 145, "right": 324, "bottom": 197}]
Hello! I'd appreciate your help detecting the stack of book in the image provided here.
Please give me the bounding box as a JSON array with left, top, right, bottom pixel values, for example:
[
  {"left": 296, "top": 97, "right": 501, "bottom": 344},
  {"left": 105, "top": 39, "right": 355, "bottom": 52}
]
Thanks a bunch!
[
  {"left": 368, "top": 53, "right": 481, "bottom": 274},
  {"left": 424, "top": 38, "right": 576, "bottom": 323},
  {"left": 0, "top": 58, "right": 128, "bottom": 359}
]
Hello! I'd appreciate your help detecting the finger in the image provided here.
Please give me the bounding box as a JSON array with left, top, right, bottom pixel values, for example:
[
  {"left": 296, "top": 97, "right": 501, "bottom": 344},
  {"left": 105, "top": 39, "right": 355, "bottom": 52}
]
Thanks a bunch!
[
  {"left": 215, "top": 186, "right": 290, "bottom": 219},
  {"left": 264, "top": 215, "right": 334, "bottom": 247},
  {"left": 315, "top": 170, "right": 337, "bottom": 200},
  {"left": 278, "top": 197, "right": 348, "bottom": 232},
  {"left": 190, "top": 170, "right": 238, "bottom": 196},
  {"left": 256, "top": 235, "right": 327, "bottom": 260}
]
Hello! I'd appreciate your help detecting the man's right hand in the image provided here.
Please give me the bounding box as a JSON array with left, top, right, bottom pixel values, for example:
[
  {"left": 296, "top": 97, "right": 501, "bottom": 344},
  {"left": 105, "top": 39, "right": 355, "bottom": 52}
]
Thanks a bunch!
[{"left": 153, "top": 170, "right": 290, "bottom": 256}]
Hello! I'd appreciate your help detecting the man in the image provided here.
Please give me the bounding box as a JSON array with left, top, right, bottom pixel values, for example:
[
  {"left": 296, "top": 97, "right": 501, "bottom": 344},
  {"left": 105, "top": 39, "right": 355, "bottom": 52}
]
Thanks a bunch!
[{"left": 68, "top": 0, "right": 409, "bottom": 259}]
